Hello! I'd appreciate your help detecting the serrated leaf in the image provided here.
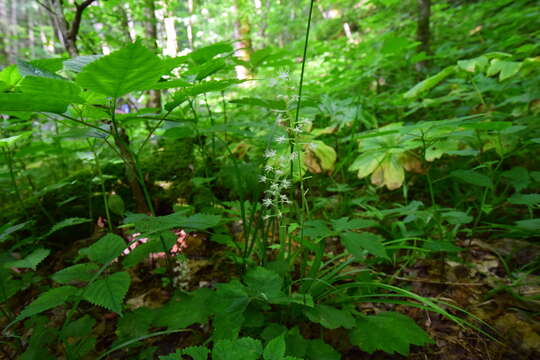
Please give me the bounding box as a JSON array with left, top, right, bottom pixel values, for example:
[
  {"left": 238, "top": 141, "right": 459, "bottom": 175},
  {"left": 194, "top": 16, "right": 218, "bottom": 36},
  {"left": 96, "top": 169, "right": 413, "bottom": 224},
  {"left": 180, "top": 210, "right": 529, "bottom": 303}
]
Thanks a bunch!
[
  {"left": 122, "top": 232, "right": 176, "bottom": 268},
  {"left": 244, "top": 267, "right": 284, "bottom": 301},
  {"left": 502, "top": 167, "right": 530, "bottom": 192},
  {"left": 182, "top": 213, "right": 222, "bottom": 230},
  {"left": 5, "top": 248, "right": 50, "bottom": 270},
  {"left": 116, "top": 307, "right": 157, "bottom": 341},
  {"left": 76, "top": 42, "right": 163, "bottom": 98},
  {"left": 182, "top": 346, "right": 210, "bottom": 360},
  {"left": 154, "top": 288, "right": 213, "bottom": 329},
  {"left": 52, "top": 263, "right": 99, "bottom": 284},
  {"left": 349, "top": 312, "right": 433, "bottom": 356},
  {"left": 304, "top": 305, "right": 355, "bottom": 330},
  {"left": 83, "top": 272, "right": 131, "bottom": 315},
  {"left": 62, "top": 314, "right": 95, "bottom": 338},
  {"left": 341, "top": 232, "right": 388, "bottom": 260},
  {"left": 305, "top": 339, "right": 340, "bottom": 360},
  {"left": 264, "top": 334, "right": 286, "bottom": 360},
  {"left": 80, "top": 233, "right": 126, "bottom": 265},
  {"left": 451, "top": 169, "right": 493, "bottom": 188},
  {"left": 16, "top": 286, "right": 78, "bottom": 321},
  {"left": 213, "top": 337, "right": 263, "bottom": 360},
  {"left": 44, "top": 217, "right": 90, "bottom": 238},
  {"left": 19, "top": 76, "right": 83, "bottom": 103},
  {"left": 63, "top": 55, "right": 101, "bottom": 73}
]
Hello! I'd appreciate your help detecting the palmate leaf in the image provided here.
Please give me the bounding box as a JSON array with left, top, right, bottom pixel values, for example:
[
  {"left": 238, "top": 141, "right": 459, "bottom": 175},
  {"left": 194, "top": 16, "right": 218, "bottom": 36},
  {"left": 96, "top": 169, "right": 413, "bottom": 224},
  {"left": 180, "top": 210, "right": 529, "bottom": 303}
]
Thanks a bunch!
[
  {"left": 304, "top": 304, "right": 355, "bottom": 330},
  {"left": 349, "top": 312, "right": 433, "bottom": 356},
  {"left": 83, "top": 271, "right": 131, "bottom": 315},
  {"left": 341, "top": 232, "right": 389, "bottom": 260},
  {"left": 16, "top": 286, "right": 78, "bottom": 321},
  {"left": 76, "top": 42, "right": 163, "bottom": 98},
  {"left": 5, "top": 248, "right": 50, "bottom": 270}
]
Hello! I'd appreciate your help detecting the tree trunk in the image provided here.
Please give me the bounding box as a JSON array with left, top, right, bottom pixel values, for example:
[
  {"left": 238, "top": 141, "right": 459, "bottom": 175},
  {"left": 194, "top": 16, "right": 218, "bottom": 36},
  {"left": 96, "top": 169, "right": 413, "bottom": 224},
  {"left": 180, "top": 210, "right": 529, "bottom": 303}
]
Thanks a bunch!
[
  {"left": 0, "top": 0, "right": 10, "bottom": 63},
  {"left": 415, "top": 0, "right": 431, "bottom": 76},
  {"left": 186, "top": 0, "right": 194, "bottom": 49},
  {"left": 144, "top": 0, "right": 162, "bottom": 110},
  {"left": 232, "top": 0, "right": 253, "bottom": 80}
]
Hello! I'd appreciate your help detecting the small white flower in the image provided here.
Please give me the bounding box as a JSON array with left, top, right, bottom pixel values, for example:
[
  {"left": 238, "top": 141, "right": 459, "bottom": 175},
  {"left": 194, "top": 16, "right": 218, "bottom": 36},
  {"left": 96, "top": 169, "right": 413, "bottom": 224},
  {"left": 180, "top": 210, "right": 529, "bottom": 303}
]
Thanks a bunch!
[
  {"left": 281, "top": 179, "right": 290, "bottom": 188},
  {"left": 270, "top": 183, "right": 280, "bottom": 191},
  {"left": 259, "top": 175, "right": 267, "bottom": 183},
  {"left": 279, "top": 155, "right": 287, "bottom": 162},
  {"left": 290, "top": 152, "right": 298, "bottom": 160},
  {"left": 263, "top": 198, "right": 273, "bottom": 207},
  {"left": 275, "top": 135, "right": 287, "bottom": 144},
  {"left": 275, "top": 169, "right": 284, "bottom": 176},
  {"left": 264, "top": 149, "right": 277, "bottom": 159},
  {"left": 263, "top": 214, "right": 272, "bottom": 220},
  {"left": 264, "top": 165, "right": 273, "bottom": 172},
  {"left": 293, "top": 125, "right": 302, "bottom": 134},
  {"left": 280, "top": 194, "right": 289, "bottom": 202}
]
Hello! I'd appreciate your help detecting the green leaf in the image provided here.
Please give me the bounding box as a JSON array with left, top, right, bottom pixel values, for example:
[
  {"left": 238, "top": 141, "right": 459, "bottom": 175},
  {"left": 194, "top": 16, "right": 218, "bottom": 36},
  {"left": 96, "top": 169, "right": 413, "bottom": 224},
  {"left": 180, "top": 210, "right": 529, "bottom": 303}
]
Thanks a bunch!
[
  {"left": 303, "top": 220, "right": 333, "bottom": 240},
  {"left": 508, "top": 193, "right": 540, "bottom": 206},
  {"left": 404, "top": 66, "right": 456, "bottom": 99},
  {"left": 264, "top": 334, "right": 286, "bottom": 360},
  {"left": 76, "top": 42, "right": 163, "bottom": 98},
  {"left": 122, "top": 232, "right": 176, "bottom": 268},
  {"left": 244, "top": 267, "right": 284, "bottom": 301},
  {"left": 108, "top": 194, "right": 125, "bottom": 215},
  {"left": 213, "top": 337, "right": 263, "bottom": 360},
  {"left": 229, "top": 97, "right": 287, "bottom": 110},
  {"left": 182, "top": 346, "right": 210, "bottom": 360},
  {"left": 0, "top": 65, "right": 22, "bottom": 90},
  {"left": 305, "top": 339, "right": 340, "bottom": 360},
  {"left": 19, "top": 76, "right": 83, "bottom": 103},
  {"left": 189, "top": 42, "right": 233, "bottom": 64},
  {"left": 16, "top": 286, "right": 78, "bottom": 321},
  {"left": 304, "top": 304, "right": 355, "bottom": 330},
  {"left": 83, "top": 271, "right": 131, "bottom": 315},
  {"left": 457, "top": 56, "right": 488, "bottom": 72},
  {"left": 487, "top": 59, "right": 522, "bottom": 81},
  {"left": 341, "top": 232, "right": 388, "bottom": 260},
  {"left": 515, "top": 219, "right": 540, "bottom": 232},
  {"left": 451, "top": 169, "right": 493, "bottom": 188},
  {"left": 62, "top": 314, "right": 95, "bottom": 338},
  {"left": 17, "top": 59, "right": 62, "bottom": 79},
  {"left": 0, "top": 93, "right": 72, "bottom": 113},
  {"left": 182, "top": 213, "right": 222, "bottom": 230},
  {"left": 52, "top": 263, "right": 99, "bottom": 284},
  {"left": 349, "top": 312, "right": 433, "bottom": 356},
  {"left": 502, "top": 167, "right": 530, "bottom": 192},
  {"left": 5, "top": 248, "right": 50, "bottom": 270},
  {"left": 44, "top": 217, "right": 90, "bottom": 238},
  {"left": 0, "top": 221, "right": 30, "bottom": 243},
  {"left": 80, "top": 233, "right": 126, "bottom": 265},
  {"left": 63, "top": 55, "right": 101, "bottom": 73},
  {"left": 0, "top": 273, "right": 24, "bottom": 302},
  {"left": 330, "top": 218, "right": 377, "bottom": 233},
  {"left": 154, "top": 288, "right": 213, "bottom": 329}
]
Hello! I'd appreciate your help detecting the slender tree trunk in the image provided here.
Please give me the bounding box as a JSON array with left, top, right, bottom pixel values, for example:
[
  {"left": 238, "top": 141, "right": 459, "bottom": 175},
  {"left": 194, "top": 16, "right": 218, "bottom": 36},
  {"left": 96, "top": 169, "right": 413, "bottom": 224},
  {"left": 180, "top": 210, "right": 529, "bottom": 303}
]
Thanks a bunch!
[
  {"left": 42, "top": 0, "right": 96, "bottom": 57},
  {"left": 415, "top": 0, "right": 431, "bottom": 76},
  {"left": 144, "top": 0, "right": 162, "bottom": 109},
  {"left": 186, "top": 0, "right": 194, "bottom": 49},
  {"left": 232, "top": 0, "right": 253, "bottom": 80},
  {"left": 27, "top": 2, "right": 35, "bottom": 58},
  {"left": 0, "top": 0, "right": 10, "bottom": 63}
]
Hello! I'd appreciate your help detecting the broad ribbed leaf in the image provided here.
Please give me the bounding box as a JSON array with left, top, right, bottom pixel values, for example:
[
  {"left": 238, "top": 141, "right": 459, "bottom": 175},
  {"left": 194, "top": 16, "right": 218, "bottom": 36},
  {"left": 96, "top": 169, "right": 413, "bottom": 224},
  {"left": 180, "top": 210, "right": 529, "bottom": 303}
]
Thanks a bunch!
[
  {"left": 451, "top": 169, "right": 493, "bottom": 188},
  {"left": 80, "top": 233, "right": 127, "bottom": 265},
  {"left": 5, "top": 248, "right": 50, "bottom": 270},
  {"left": 349, "top": 312, "right": 433, "bottom": 355},
  {"left": 263, "top": 334, "right": 286, "bottom": 360},
  {"left": 16, "top": 286, "right": 78, "bottom": 321},
  {"left": 304, "top": 304, "right": 355, "bottom": 330},
  {"left": 52, "top": 263, "right": 99, "bottom": 284},
  {"left": 244, "top": 267, "right": 284, "bottom": 301},
  {"left": 83, "top": 272, "right": 130, "bottom": 314},
  {"left": 341, "top": 232, "right": 388, "bottom": 260},
  {"left": 19, "top": 76, "right": 83, "bottom": 103},
  {"left": 76, "top": 42, "right": 163, "bottom": 98}
]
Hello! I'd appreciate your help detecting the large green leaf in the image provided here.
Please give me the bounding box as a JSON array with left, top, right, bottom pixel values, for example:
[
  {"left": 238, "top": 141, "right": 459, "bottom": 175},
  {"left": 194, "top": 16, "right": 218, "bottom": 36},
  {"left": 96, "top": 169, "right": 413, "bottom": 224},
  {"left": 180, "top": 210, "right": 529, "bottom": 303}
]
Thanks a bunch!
[
  {"left": 76, "top": 42, "right": 163, "bottom": 98},
  {"left": 349, "top": 312, "right": 433, "bottom": 355},
  {"left": 244, "top": 267, "right": 284, "bottom": 301},
  {"left": 16, "top": 286, "right": 78, "bottom": 321},
  {"left": 83, "top": 271, "right": 131, "bottom": 315},
  {"left": 451, "top": 169, "right": 493, "bottom": 188},
  {"left": 19, "top": 76, "right": 83, "bottom": 103},
  {"left": 341, "top": 232, "right": 388, "bottom": 260},
  {"left": 79, "top": 233, "right": 127, "bottom": 265},
  {"left": 264, "top": 334, "right": 286, "bottom": 360}
]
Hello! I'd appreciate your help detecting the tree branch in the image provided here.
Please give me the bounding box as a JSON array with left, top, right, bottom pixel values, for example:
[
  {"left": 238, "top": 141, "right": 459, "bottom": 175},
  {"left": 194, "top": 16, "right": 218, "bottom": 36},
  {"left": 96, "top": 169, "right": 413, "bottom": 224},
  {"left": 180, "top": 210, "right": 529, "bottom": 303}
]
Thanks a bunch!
[{"left": 67, "top": 0, "right": 96, "bottom": 43}]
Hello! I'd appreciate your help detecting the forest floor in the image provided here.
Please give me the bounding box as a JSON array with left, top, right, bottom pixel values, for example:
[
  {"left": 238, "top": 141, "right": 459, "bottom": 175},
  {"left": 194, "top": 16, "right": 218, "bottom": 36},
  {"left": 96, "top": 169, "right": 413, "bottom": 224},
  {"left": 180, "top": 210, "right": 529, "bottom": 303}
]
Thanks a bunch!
[{"left": 2, "top": 229, "right": 540, "bottom": 360}]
